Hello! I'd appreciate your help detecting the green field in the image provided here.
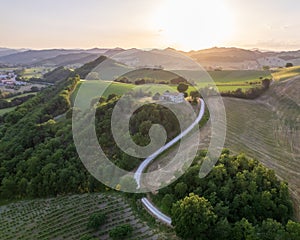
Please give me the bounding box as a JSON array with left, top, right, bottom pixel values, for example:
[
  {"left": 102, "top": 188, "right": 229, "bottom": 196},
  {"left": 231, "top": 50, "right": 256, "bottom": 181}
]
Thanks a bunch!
[
  {"left": 74, "top": 70, "right": 270, "bottom": 103},
  {"left": 175, "top": 69, "right": 271, "bottom": 83},
  {"left": 207, "top": 70, "right": 271, "bottom": 83},
  {"left": 5, "top": 92, "right": 37, "bottom": 102},
  {"left": 71, "top": 80, "right": 136, "bottom": 108},
  {"left": 21, "top": 67, "right": 50, "bottom": 79},
  {"left": 0, "top": 193, "right": 161, "bottom": 240},
  {"left": 121, "top": 69, "right": 271, "bottom": 93},
  {"left": 215, "top": 84, "right": 255, "bottom": 92},
  {"left": 71, "top": 80, "right": 199, "bottom": 109}
]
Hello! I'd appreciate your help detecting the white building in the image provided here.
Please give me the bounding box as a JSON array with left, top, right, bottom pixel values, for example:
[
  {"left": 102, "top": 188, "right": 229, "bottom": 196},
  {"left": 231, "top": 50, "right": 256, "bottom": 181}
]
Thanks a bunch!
[{"left": 160, "top": 91, "right": 185, "bottom": 103}]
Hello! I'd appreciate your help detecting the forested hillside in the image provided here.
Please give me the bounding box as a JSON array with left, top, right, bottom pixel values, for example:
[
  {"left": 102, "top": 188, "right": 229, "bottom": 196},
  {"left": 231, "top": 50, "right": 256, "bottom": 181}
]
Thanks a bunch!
[
  {"left": 0, "top": 75, "right": 80, "bottom": 198},
  {"left": 0, "top": 66, "right": 182, "bottom": 199}
]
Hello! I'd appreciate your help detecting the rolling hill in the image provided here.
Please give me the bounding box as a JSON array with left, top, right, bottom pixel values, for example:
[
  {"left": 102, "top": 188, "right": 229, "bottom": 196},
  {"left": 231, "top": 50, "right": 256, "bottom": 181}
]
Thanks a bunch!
[
  {"left": 1, "top": 46, "right": 300, "bottom": 70},
  {"left": 185, "top": 47, "right": 300, "bottom": 70},
  {"left": 0, "top": 48, "right": 26, "bottom": 58},
  {"left": 0, "top": 48, "right": 117, "bottom": 66},
  {"left": 35, "top": 52, "right": 100, "bottom": 67}
]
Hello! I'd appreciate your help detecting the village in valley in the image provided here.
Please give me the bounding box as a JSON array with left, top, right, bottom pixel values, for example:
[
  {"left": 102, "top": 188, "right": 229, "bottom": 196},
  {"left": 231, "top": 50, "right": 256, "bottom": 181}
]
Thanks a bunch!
[{"left": 0, "top": 70, "right": 27, "bottom": 87}]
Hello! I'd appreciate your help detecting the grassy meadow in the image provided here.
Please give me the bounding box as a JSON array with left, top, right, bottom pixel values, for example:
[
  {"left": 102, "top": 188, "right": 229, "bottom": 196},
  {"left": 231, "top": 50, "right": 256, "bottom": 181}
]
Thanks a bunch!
[{"left": 5, "top": 92, "right": 37, "bottom": 102}]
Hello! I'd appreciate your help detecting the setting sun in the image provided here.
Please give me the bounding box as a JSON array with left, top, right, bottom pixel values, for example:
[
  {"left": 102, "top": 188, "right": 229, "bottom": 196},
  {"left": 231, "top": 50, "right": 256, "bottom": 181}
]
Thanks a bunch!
[{"left": 152, "top": 0, "right": 235, "bottom": 50}]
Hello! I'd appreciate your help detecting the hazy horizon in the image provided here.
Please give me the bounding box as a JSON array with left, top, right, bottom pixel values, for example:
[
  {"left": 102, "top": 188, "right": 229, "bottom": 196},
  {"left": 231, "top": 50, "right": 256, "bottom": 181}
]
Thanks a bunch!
[
  {"left": 1, "top": 45, "right": 298, "bottom": 53},
  {"left": 1, "top": 0, "right": 300, "bottom": 51}
]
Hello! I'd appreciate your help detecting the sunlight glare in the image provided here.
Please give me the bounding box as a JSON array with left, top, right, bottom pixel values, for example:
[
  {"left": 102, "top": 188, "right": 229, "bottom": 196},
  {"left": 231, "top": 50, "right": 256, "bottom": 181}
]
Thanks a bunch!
[{"left": 152, "top": 0, "right": 235, "bottom": 50}]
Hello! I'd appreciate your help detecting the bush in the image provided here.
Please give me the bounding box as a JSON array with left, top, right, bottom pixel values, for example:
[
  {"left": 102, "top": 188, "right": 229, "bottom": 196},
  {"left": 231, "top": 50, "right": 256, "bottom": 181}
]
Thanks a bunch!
[
  {"left": 109, "top": 224, "right": 133, "bottom": 239},
  {"left": 87, "top": 213, "right": 106, "bottom": 230}
]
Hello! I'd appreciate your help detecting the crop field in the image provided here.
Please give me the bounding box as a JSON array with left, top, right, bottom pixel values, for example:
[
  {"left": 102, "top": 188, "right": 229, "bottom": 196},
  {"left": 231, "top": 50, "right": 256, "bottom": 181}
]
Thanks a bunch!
[
  {"left": 215, "top": 85, "right": 254, "bottom": 92},
  {"left": 21, "top": 67, "right": 50, "bottom": 79},
  {"left": 207, "top": 70, "right": 271, "bottom": 83},
  {"left": 271, "top": 66, "right": 300, "bottom": 81},
  {"left": 175, "top": 69, "right": 271, "bottom": 83},
  {"left": 0, "top": 193, "right": 161, "bottom": 240}
]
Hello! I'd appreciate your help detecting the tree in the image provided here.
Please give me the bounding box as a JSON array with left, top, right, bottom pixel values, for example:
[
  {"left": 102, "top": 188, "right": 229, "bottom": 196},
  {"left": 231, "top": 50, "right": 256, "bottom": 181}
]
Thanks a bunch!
[
  {"left": 174, "top": 182, "right": 188, "bottom": 199},
  {"left": 190, "top": 91, "right": 201, "bottom": 101},
  {"left": 161, "top": 194, "right": 174, "bottom": 214},
  {"left": 259, "top": 218, "right": 286, "bottom": 240},
  {"left": 231, "top": 218, "right": 257, "bottom": 240},
  {"left": 119, "top": 175, "right": 138, "bottom": 192},
  {"left": 87, "top": 213, "right": 107, "bottom": 230},
  {"left": 109, "top": 224, "right": 133, "bottom": 239},
  {"left": 285, "top": 62, "right": 293, "bottom": 68},
  {"left": 177, "top": 83, "right": 188, "bottom": 93},
  {"left": 285, "top": 220, "right": 300, "bottom": 239},
  {"left": 262, "top": 66, "right": 270, "bottom": 70},
  {"left": 262, "top": 78, "right": 271, "bottom": 89},
  {"left": 171, "top": 193, "right": 217, "bottom": 239}
]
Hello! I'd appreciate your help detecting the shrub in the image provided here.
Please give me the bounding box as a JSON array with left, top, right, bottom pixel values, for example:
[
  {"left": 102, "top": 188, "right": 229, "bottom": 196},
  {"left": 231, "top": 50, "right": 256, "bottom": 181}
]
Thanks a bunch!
[
  {"left": 87, "top": 212, "right": 106, "bottom": 230},
  {"left": 109, "top": 224, "right": 133, "bottom": 239}
]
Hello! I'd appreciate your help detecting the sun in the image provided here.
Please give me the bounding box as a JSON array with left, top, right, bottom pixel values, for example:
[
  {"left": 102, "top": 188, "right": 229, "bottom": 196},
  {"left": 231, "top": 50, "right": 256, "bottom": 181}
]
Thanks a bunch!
[{"left": 151, "top": 0, "right": 235, "bottom": 50}]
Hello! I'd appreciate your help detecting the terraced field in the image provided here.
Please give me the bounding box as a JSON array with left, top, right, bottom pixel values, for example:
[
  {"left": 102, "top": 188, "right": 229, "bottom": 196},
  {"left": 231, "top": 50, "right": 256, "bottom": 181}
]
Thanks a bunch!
[{"left": 0, "top": 193, "right": 161, "bottom": 240}]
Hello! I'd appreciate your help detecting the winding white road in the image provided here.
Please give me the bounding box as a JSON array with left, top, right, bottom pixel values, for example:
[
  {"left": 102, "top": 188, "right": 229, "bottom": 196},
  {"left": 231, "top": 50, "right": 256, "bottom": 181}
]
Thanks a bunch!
[{"left": 134, "top": 99, "right": 205, "bottom": 225}]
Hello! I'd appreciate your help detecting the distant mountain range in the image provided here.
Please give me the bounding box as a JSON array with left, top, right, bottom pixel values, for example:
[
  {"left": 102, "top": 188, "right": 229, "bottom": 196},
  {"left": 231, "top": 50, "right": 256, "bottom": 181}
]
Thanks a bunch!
[{"left": 0, "top": 46, "right": 300, "bottom": 70}]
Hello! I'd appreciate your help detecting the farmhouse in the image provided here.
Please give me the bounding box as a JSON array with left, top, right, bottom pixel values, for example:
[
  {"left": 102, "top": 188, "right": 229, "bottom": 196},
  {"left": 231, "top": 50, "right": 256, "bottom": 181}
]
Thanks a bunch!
[{"left": 160, "top": 91, "right": 184, "bottom": 103}]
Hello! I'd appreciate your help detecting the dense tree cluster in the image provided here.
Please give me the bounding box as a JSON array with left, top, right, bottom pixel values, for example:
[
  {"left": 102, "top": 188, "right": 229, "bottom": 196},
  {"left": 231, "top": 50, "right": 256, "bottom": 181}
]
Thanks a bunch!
[
  {"left": 94, "top": 96, "right": 180, "bottom": 171},
  {"left": 153, "top": 150, "right": 299, "bottom": 239},
  {"left": 0, "top": 70, "right": 184, "bottom": 199},
  {"left": 0, "top": 75, "right": 81, "bottom": 199}
]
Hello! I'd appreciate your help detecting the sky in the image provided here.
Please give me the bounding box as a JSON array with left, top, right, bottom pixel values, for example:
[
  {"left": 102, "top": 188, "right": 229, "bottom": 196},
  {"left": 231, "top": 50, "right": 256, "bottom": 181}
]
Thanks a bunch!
[{"left": 1, "top": 0, "right": 300, "bottom": 51}]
